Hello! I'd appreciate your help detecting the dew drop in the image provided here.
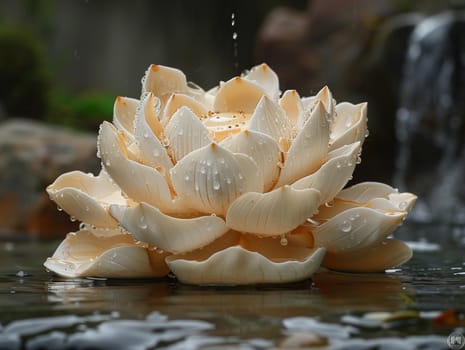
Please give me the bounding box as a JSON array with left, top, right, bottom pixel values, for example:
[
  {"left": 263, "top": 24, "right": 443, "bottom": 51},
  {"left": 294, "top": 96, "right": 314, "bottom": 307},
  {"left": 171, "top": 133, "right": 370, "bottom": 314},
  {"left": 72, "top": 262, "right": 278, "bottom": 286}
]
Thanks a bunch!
[
  {"left": 356, "top": 156, "right": 362, "bottom": 164},
  {"left": 306, "top": 218, "right": 320, "bottom": 225},
  {"left": 79, "top": 222, "right": 86, "bottom": 230},
  {"left": 139, "top": 216, "right": 148, "bottom": 230},
  {"left": 226, "top": 178, "right": 232, "bottom": 184},
  {"left": 70, "top": 216, "right": 76, "bottom": 222},
  {"left": 57, "top": 206, "right": 63, "bottom": 212},
  {"left": 184, "top": 175, "right": 190, "bottom": 181},
  {"left": 324, "top": 201, "right": 334, "bottom": 208},
  {"left": 280, "top": 234, "right": 288, "bottom": 246},
  {"left": 339, "top": 220, "right": 352, "bottom": 232},
  {"left": 398, "top": 201, "right": 408, "bottom": 210},
  {"left": 105, "top": 160, "right": 111, "bottom": 167},
  {"left": 200, "top": 166, "right": 207, "bottom": 174},
  {"left": 213, "top": 180, "right": 221, "bottom": 190}
]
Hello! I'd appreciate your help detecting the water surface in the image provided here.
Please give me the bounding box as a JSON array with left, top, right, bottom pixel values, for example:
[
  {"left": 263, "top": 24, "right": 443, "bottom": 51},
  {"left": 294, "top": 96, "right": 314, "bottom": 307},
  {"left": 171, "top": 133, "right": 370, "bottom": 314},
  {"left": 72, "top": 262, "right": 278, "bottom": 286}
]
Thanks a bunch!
[{"left": 0, "top": 225, "right": 463, "bottom": 349}]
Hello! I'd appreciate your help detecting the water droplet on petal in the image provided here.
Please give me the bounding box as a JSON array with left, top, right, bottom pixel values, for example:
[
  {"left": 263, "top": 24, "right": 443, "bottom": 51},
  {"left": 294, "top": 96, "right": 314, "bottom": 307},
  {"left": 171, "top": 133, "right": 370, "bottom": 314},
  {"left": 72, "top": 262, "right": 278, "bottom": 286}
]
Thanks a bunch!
[
  {"left": 280, "top": 234, "right": 288, "bottom": 246},
  {"left": 339, "top": 220, "right": 352, "bottom": 232},
  {"left": 398, "top": 201, "right": 408, "bottom": 210},
  {"left": 213, "top": 180, "right": 221, "bottom": 190}
]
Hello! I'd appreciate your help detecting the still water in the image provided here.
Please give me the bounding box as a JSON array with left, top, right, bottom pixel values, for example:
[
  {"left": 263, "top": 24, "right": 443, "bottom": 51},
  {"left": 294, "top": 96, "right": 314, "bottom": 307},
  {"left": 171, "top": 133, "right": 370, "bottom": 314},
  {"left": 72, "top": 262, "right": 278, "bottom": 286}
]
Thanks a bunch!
[{"left": 0, "top": 224, "right": 463, "bottom": 349}]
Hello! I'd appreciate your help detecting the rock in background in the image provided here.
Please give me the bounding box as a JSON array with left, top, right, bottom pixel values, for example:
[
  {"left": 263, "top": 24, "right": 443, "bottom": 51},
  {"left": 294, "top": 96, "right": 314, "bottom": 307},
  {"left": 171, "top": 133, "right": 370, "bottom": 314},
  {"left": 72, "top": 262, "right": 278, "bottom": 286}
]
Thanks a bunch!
[{"left": 0, "top": 119, "right": 99, "bottom": 237}]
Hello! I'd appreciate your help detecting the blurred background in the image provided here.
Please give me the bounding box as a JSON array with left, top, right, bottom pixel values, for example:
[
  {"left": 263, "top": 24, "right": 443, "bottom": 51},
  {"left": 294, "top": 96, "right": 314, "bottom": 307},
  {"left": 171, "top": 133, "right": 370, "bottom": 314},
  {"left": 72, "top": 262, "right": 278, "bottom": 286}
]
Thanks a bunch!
[{"left": 0, "top": 0, "right": 464, "bottom": 239}]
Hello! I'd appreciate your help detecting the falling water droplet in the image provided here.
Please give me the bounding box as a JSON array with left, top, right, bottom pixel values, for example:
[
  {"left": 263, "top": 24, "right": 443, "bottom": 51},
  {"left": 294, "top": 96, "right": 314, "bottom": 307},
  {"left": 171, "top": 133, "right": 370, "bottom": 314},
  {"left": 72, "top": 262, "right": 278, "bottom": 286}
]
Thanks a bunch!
[
  {"left": 339, "top": 220, "right": 352, "bottom": 232},
  {"left": 232, "top": 32, "right": 238, "bottom": 40}
]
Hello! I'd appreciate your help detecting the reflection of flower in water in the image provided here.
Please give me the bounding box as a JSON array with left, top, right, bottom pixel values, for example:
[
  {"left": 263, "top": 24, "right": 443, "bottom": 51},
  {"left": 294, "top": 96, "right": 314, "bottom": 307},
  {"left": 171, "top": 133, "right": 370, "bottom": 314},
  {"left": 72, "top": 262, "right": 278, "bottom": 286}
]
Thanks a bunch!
[{"left": 45, "top": 63, "right": 416, "bottom": 285}]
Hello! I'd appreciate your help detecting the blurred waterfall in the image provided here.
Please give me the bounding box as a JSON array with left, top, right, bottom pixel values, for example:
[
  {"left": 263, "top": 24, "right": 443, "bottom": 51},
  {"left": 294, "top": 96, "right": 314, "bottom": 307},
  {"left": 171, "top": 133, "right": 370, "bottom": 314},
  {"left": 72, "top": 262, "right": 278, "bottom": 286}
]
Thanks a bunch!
[{"left": 395, "top": 11, "right": 465, "bottom": 227}]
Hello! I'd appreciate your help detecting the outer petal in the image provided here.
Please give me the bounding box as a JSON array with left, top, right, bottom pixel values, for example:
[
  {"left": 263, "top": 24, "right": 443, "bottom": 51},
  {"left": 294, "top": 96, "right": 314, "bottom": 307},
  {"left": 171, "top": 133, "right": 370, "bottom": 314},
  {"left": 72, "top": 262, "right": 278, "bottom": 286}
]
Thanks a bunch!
[
  {"left": 225, "top": 186, "right": 321, "bottom": 236},
  {"left": 109, "top": 203, "right": 229, "bottom": 254},
  {"left": 170, "top": 143, "right": 264, "bottom": 215},
  {"left": 322, "top": 239, "right": 412, "bottom": 272},
  {"left": 220, "top": 129, "right": 281, "bottom": 191},
  {"left": 142, "top": 64, "right": 188, "bottom": 103},
  {"left": 161, "top": 93, "right": 208, "bottom": 125},
  {"left": 44, "top": 229, "right": 169, "bottom": 278},
  {"left": 113, "top": 96, "right": 138, "bottom": 136},
  {"left": 213, "top": 77, "right": 265, "bottom": 113},
  {"left": 279, "top": 90, "right": 303, "bottom": 125},
  {"left": 330, "top": 102, "right": 367, "bottom": 150},
  {"left": 275, "top": 101, "right": 329, "bottom": 187},
  {"left": 98, "top": 122, "right": 174, "bottom": 212},
  {"left": 166, "top": 236, "right": 325, "bottom": 285},
  {"left": 248, "top": 96, "right": 293, "bottom": 147},
  {"left": 337, "top": 182, "right": 397, "bottom": 202},
  {"left": 47, "top": 170, "right": 125, "bottom": 228},
  {"left": 312, "top": 207, "right": 406, "bottom": 253},
  {"left": 243, "top": 63, "right": 280, "bottom": 100},
  {"left": 300, "top": 86, "right": 334, "bottom": 126},
  {"left": 388, "top": 193, "right": 418, "bottom": 212},
  {"left": 337, "top": 182, "right": 417, "bottom": 212},
  {"left": 164, "top": 106, "right": 212, "bottom": 162},
  {"left": 292, "top": 142, "right": 361, "bottom": 205},
  {"left": 133, "top": 93, "right": 173, "bottom": 171}
]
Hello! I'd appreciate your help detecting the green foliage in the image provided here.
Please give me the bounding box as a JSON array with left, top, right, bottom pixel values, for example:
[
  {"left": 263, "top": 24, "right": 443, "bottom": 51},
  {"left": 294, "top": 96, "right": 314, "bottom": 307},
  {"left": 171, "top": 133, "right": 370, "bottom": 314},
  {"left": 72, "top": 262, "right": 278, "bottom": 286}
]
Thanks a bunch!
[
  {"left": 47, "top": 91, "right": 115, "bottom": 131},
  {"left": 0, "top": 26, "right": 50, "bottom": 119}
]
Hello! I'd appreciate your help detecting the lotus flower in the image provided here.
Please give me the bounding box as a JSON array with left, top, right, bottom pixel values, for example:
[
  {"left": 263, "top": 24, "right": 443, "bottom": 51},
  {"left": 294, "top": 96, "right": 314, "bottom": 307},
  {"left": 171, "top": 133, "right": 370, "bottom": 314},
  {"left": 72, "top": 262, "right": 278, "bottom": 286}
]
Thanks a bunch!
[{"left": 44, "top": 63, "right": 416, "bottom": 285}]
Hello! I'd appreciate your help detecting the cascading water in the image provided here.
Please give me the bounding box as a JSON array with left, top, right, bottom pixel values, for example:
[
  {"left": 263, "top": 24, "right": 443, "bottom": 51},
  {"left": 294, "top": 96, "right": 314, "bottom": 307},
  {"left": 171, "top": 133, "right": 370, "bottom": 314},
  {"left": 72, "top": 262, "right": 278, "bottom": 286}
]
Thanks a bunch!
[{"left": 395, "top": 11, "right": 465, "bottom": 232}]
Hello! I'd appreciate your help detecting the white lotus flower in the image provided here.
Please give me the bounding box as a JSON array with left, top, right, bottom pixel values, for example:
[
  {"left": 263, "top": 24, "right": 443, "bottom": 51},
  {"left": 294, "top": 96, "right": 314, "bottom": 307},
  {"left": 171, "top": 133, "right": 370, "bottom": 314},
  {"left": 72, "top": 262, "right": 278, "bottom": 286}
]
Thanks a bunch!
[{"left": 44, "top": 63, "right": 416, "bottom": 285}]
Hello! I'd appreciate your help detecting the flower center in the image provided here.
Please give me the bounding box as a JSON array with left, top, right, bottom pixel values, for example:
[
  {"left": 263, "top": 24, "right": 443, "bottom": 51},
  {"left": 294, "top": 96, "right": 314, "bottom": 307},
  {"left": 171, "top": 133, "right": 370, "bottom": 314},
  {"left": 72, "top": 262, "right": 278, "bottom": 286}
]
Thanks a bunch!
[{"left": 201, "top": 112, "right": 250, "bottom": 141}]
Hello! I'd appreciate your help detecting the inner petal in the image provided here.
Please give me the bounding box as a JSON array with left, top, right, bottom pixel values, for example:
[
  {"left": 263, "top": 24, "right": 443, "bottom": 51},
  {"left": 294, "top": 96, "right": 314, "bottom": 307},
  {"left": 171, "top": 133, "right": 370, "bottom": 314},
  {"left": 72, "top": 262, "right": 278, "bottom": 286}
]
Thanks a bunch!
[{"left": 201, "top": 111, "right": 251, "bottom": 142}]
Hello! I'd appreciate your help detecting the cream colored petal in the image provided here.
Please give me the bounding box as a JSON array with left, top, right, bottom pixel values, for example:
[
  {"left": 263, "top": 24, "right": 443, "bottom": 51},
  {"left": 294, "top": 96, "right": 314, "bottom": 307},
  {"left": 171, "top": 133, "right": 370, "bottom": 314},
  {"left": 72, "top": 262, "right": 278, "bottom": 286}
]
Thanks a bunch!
[
  {"left": 44, "top": 229, "right": 169, "bottom": 278},
  {"left": 141, "top": 64, "right": 188, "bottom": 103},
  {"left": 220, "top": 129, "right": 281, "bottom": 191},
  {"left": 109, "top": 203, "right": 229, "bottom": 254},
  {"left": 275, "top": 101, "right": 329, "bottom": 187},
  {"left": 313, "top": 207, "right": 406, "bottom": 253},
  {"left": 279, "top": 90, "right": 303, "bottom": 125},
  {"left": 244, "top": 63, "right": 280, "bottom": 100},
  {"left": 170, "top": 143, "right": 263, "bottom": 215},
  {"left": 47, "top": 170, "right": 126, "bottom": 228},
  {"left": 292, "top": 142, "right": 361, "bottom": 205},
  {"left": 133, "top": 93, "right": 173, "bottom": 171},
  {"left": 337, "top": 182, "right": 417, "bottom": 212},
  {"left": 213, "top": 77, "right": 265, "bottom": 113},
  {"left": 388, "top": 192, "right": 417, "bottom": 212},
  {"left": 248, "top": 96, "right": 293, "bottom": 146},
  {"left": 300, "top": 86, "right": 334, "bottom": 126},
  {"left": 225, "top": 186, "right": 321, "bottom": 236},
  {"left": 164, "top": 106, "right": 212, "bottom": 162},
  {"left": 98, "top": 122, "right": 174, "bottom": 212},
  {"left": 337, "top": 182, "right": 397, "bottom": 202},
  {"left": 322, "top": 239, "right": 412, "bottom": 273},
  {"left": 330, "top": 102, "right": 368, "bottom": 150},
  {"left": 113, "top": 96, "right": 138, "bottom": 136},
  {"left": 161, "top": 93, "right": 208, "bottom": 125},
  {"left": 166, "top": 244, "right": 325, "bottom": 285}
]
